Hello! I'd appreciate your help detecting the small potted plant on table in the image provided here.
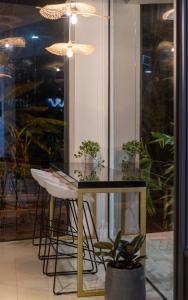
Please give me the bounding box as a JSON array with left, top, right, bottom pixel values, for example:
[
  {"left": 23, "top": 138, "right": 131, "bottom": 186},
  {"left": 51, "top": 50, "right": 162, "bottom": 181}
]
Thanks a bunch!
[
  {"left": 74, "top": 140, "right": 104, "bottom": 167},
  {"left": 94, "top": 231, "right": 146, "bottom": 300}
]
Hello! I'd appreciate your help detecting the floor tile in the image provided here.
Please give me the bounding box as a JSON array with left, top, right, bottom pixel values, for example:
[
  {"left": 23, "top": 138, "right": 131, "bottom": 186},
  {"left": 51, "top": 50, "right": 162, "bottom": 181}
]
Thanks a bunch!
[
  {"left": 0, "top": 284, "right": 18, "bottom": 300},
  {"left": 0, "top": 263, "right": 17, "bottom": 287},
  {"left": 0, "top": 239, "right": 170, "bottom": 300}
]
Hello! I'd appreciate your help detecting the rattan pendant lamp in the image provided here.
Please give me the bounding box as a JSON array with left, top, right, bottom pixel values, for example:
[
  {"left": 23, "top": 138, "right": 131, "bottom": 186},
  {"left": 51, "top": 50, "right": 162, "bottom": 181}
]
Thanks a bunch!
[
  {"left": 40, "top": 0, "right": 110, "bottom": 58},
  {"left": 0, "top": 37, "right": 25, "bottom": 48},
  {"left": 38, "top": 0, "right": 109, "bottom": 24},
  {"left": 45, "top": 20, "right": 95, "bottom": 58}
]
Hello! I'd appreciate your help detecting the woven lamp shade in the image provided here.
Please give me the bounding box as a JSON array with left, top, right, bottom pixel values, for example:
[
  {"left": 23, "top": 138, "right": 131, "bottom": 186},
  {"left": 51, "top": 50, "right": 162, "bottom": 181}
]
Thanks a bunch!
[
  {"left": 0, "top": 37, "right": 25, "bottom": 48},
  {"left": 0, "top": 73, "right": 12, "bottom": 79},
  {"left": 162, "top": 9, "right": 174, "bottom": 21},
  {"left": 46, "top": 42, "right": 95, "bottom": 56},
  {"left": 39, "top": 2, "right": 96, "bottom": 20}
]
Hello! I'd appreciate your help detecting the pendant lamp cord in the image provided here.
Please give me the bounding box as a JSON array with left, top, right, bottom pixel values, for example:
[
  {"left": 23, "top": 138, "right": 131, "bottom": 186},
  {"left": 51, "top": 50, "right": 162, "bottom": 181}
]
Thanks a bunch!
[{"left": 68, "top": 18, "right": 71, "bottom": 43}]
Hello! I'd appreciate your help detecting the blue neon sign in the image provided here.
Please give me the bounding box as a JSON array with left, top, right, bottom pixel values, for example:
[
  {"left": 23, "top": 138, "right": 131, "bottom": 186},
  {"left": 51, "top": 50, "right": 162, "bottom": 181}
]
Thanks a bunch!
[{"left": 47, "top": 98, "right": 64, "bottom": 109}]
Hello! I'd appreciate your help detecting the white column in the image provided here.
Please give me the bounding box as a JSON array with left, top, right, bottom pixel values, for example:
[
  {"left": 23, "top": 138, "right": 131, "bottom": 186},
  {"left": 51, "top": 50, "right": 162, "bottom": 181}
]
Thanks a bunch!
[
  {"left": 111, "top": 1, "right": 140, "bottom": 169},
  {"left": 109, "top": 1, "right": 141, "bottom": 237},
  {"left": 69, "top": 0, "right": 109, "bottom": 239},
  {"left": 69, "top": 0, "right": 109, "bottom": 165}
]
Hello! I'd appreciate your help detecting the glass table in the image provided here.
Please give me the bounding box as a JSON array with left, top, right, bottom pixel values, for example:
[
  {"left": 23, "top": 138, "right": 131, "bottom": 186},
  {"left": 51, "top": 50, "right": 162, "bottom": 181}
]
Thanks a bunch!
[{"left": 50, "top": 163, "right": 147, "bottom": 297}]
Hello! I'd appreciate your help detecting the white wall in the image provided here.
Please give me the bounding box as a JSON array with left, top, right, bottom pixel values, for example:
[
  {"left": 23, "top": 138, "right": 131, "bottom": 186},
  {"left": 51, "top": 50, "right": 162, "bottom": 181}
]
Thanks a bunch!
[{"left": 69, "top": 0, "right": 109, "bottom": 165}]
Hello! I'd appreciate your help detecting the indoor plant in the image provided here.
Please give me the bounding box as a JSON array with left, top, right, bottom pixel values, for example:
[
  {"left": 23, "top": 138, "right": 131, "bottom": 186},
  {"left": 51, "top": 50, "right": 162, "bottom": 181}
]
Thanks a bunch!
[
  {"left": 74, "top": 140, "right": 105, "bottom": 166},
  {"left": 122, "top": 132, "right": 174, "bottom": 227},
  {"left": 122, "top": 139, "right": 162, "bottom": 215},
  {"left": 94, "top": 231, "right": 146, "bottom": 300}
]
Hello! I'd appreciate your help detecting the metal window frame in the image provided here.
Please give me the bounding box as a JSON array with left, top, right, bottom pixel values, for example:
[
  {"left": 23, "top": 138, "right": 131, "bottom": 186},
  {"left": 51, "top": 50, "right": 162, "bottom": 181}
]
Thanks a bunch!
[{"left": 175, "top": 0, "right": 188, "bottom": 299}]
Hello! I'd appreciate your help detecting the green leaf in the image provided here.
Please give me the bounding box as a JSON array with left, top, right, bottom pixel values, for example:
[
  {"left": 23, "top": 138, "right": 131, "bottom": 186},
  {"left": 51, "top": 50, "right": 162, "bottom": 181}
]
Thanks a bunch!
[
  {"left": 134, "top": 256, "right": 146, "bottom": 264},
  {"left": 94, "top": 242, "right": 113, "bottom": 250},
  {"left": 114, "top": 231, "right": 122, "bottom": 251},
  {"left": 150, "top": 132, "right": 174, "bottom": 148},
  {"left": 32, "top": 140, "right": 51, "bottom": 154},
  {"left": 130, "top": 235, "right": 146, "bottom": 253}
]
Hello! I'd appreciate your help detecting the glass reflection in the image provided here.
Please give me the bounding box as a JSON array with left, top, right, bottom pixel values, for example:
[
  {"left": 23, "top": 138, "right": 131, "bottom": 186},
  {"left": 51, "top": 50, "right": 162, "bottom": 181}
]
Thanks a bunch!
[
  {"left": 0, "top": 1, "right": 68, "bottom": 241},
  {"left": 110, "top": 1, "right": 174, "bottom": 299}
]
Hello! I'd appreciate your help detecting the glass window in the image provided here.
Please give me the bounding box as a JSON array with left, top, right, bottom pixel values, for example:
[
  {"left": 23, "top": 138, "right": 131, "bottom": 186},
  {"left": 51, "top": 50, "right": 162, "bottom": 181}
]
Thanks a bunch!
[
  {"left": 0, "top": 1, "right": 68, "bottom": 241},
  {"left": 110, "top": 1, "right": 174, "bottom": 299}
]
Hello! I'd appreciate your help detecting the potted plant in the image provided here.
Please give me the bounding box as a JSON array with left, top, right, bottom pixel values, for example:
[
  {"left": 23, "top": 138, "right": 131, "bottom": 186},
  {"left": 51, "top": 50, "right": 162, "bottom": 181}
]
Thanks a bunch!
[
  {"left": 122, "top": 140, "right": 142, "bottom": 166},
  {"left": 74, "top": 140, "right": 105, "bottom": 167},
  {"left": 94, "top": 231, "right": 146, "bottom": 300}
]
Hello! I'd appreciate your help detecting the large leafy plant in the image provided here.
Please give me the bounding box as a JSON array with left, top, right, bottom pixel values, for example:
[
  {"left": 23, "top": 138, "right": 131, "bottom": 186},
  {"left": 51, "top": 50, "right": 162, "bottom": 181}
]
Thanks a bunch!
[
  {"left": 8, "top": 108, "right": 65, "bottom": 165},
  {"left": 16, "top": 107, "right": 65, "bottom": 160},
  {"left": 150, "top": 132, "right": 174, "bottom": 227},
  {"left": 122, "top": 140, "right": 162, "bottom": 215},
  {"left": 94, "top": 231, "right": 145, "bottom": 269},
  {"left": 122, "top": 132, "right": 174, "bottom": 227}
]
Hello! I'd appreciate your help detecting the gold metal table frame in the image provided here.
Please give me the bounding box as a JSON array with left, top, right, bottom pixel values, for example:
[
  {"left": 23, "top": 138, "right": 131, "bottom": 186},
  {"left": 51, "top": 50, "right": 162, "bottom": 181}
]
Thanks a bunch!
[{"left": 77, "top": 186, "right": 146, "bottom": 297}]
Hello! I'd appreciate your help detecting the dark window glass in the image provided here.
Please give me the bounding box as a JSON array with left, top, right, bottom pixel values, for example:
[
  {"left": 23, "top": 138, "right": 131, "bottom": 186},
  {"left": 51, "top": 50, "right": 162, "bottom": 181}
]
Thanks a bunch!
[
  {"left": 0, "top": 1, "right": 68, "bottom": 241},
  {"left": 110, "top": 1, "right": 174, "bottom": 299}
]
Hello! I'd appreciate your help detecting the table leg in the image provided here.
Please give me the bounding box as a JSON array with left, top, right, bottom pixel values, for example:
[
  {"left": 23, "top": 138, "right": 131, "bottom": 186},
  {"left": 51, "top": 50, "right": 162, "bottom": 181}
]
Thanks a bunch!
[
  {"left": 77, "top": 190, "right": 84, "bottom": 297},
  {"left": 91, "top": 192, "right": 97, "bottom": 239},
  {"left": 76, "top": 188, "right": 146, "bottom": 297},
  {"left": 140, "top": 189, "right": 147, "bottom": 261}
]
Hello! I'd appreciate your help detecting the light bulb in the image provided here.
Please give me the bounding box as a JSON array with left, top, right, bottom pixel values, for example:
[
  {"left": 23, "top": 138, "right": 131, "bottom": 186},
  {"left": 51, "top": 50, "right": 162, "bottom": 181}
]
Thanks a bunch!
[
  {"left": 67, "top": 48, "right": 74, "bottom": 58},
  {"left": 171, "top": 47, "right": 175, "bottom": 52},
  {"left": 70, "top": 14, "right": 78, "bottom": 24},
  {"left": 66, "top": 8, "right": 72, "bottom": 17},
  {"left": 31, "top": 34, "right": 39, "bottom": 39},
  {"left": 5, "top": 43, "right": 10, "bottom": 48}
]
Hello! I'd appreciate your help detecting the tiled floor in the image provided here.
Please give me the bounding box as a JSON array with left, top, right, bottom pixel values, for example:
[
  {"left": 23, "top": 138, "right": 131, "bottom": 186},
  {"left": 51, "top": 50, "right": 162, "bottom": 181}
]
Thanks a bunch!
[
  {"left": 0, "top": 239, "right": 165, "bottom": 300},
  {"left": 146, "top": 232, "right": 173, "bottom": 300}
]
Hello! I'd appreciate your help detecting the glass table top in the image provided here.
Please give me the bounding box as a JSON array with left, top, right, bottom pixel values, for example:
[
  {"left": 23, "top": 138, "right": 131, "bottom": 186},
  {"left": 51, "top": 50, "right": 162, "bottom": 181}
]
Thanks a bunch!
[{"left": 50, "top": 162, "right": 146, "bottom": 189}]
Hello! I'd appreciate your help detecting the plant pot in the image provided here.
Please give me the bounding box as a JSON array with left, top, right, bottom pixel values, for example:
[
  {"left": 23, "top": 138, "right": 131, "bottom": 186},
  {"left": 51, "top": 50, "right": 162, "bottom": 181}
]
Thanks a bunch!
[{"left": 105, "top": 265, "right": 146, "bottom": 300}]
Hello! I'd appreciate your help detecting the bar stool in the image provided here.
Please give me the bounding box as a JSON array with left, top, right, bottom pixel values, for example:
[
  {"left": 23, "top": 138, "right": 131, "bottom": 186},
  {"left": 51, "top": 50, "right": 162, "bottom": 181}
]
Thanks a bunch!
[
  {"left": 31, "top": 169, "right": 60, "bottom": 256},
  {"left": 42, "top": 179, "right": 101, "bottom": 295}
]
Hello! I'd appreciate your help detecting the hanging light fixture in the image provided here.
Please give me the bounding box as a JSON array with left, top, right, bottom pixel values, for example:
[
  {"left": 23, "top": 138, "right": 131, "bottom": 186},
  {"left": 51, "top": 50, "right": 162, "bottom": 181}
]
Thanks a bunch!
[
  {"left": 162, "top": 9, "right": 174, "bottom": 21},
  {"left": 0, "top": 73, "right": 12, "bottom": 79},
  {"left": 70, "top": 13, "right": 78, "bottom": 24},
  {"left": 37, "top": 1, "right": 109, "bottom": 22},
  {"left": 0, "top": 37, "right": 25, "bottom": 48},
  {"left": 46, "top": 20, "right": 95, "bottom": 58},
  {"left": 46, "top": 41, "right": 95, "bottom": 57}
]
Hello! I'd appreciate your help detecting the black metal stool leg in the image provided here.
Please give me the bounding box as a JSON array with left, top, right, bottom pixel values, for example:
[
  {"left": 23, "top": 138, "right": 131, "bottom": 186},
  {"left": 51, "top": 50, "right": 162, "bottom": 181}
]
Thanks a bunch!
[
  {"left": 38, "top": 190, "right": 50, "bottom": 259},
  {"left": 43, "top": 197, "right": 57, "bottom": 274},
  {"left": 32, "top": 185, "right": 40, "bottom": 246},
  {"left": 83, "top": 202, "right": 98, "bottom": 274},
  {"left": 53, "top": 200, "right": 63, "bottom": 295},
  {"left": 85, "top": 201, "right": 106, "bottom": 271},
  {"left": 71, "top": 200, "right": 97, "bottom": 273},
  {"left": 39, "top": 195, "right": 105, "bottom": 295}
]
